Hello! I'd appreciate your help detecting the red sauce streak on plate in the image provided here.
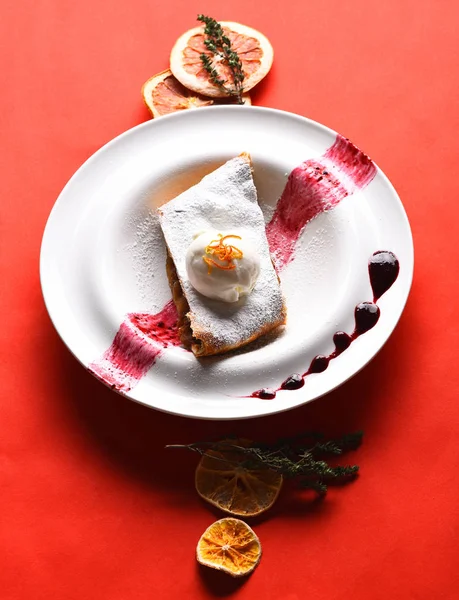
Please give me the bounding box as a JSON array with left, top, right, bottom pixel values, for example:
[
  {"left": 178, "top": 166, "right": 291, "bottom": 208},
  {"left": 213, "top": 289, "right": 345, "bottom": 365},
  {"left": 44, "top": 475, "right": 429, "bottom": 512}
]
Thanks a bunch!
[
  {"left": 324, "top": 134, "right": 377, "bottom": 187},
  {"left": 88, "top": 301, "right": 180, "bottom": 392},
  {"left": 266, "top": 135, "right": 376, "bottom": 270},
  {"left": 89, "top": 135, "right": 377, "bottom": 392}
]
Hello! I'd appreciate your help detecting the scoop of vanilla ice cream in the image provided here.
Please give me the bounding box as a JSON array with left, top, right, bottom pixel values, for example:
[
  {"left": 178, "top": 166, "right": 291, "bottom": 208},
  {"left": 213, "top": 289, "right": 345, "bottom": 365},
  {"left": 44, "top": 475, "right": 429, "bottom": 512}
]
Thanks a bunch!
[{"left": 185, "top": 230, "right": 261, "bottom": 303}]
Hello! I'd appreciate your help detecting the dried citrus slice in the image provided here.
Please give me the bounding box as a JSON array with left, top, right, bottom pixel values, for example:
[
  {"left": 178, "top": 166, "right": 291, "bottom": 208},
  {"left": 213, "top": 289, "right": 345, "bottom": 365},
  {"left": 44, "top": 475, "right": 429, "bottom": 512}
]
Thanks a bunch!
[
  {"left": 197, "top": 518, "right": 262, "bottom": 577},
  {"left": 142, "top": 69, "right": 251, "bottom": 118},
  {"left": 195, "top": 440, "right": 282, "bottom": 517},
  {"left": 170, "top": 22, "right": 273, "bottom": 98}
]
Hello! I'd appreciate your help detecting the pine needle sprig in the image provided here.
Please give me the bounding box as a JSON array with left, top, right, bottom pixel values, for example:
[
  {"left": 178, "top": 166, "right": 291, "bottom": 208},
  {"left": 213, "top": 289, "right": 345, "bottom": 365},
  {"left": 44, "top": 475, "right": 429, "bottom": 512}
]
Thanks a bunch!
[
  {"left": 166, "top": 431, "right": 363, "bottom": 495},
  {"left": 197, "top": 14, "right": 245, "bottom": 104}
]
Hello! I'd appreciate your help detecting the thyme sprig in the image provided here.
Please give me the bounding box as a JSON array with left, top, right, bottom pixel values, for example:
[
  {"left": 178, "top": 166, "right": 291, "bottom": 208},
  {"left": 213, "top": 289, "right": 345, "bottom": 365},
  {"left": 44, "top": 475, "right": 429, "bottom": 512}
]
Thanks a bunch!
[
  {"left": 166, "top": 431, "right": 363, "bottom": 495},
  {"left": 197, "top": 14, "right": 245, "bottom": 104}
]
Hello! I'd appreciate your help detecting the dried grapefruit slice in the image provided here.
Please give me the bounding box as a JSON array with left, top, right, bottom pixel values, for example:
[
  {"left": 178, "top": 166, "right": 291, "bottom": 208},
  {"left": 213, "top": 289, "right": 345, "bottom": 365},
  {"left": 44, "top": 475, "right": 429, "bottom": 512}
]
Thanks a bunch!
[
  {"left": 197, "top": 518, "right": 262, "bottom": 577},
  {"left": 142, "top": 69, "right": 251, "bottom": 118},
  {"left": 170, "top": 22, "right": 273, "bottom": 98},
  {"left": 195, "top": 439, "right": 282, "bottom": 517}
]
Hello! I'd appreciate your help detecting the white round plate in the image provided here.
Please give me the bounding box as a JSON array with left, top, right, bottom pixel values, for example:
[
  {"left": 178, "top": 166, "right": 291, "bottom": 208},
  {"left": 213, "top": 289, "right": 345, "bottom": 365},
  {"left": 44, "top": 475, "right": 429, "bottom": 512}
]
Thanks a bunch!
[{"left": 40, "top": 107, "right": 413, "bottom": 420}]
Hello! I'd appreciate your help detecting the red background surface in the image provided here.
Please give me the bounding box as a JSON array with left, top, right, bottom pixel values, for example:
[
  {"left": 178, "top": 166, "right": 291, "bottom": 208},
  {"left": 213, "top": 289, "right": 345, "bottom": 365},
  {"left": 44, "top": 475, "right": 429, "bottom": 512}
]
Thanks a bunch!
[{"left": 1, "top": 1, "right": 458, "bottom": 598}]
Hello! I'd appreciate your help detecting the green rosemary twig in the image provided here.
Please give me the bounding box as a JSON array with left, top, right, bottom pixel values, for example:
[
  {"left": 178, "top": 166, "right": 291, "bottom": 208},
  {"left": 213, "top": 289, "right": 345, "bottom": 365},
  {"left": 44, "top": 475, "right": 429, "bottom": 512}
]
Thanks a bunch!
[
  {"left": 197, "top": 14, "right": 245, "bottom": 104},
  {"left": 166, "top": 431, "right": 363, "bottom": 495}
]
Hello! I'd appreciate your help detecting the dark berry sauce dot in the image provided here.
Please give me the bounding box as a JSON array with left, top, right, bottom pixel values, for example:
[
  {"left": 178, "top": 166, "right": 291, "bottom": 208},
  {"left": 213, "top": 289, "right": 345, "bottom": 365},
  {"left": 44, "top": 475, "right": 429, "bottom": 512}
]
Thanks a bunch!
[
  {"left": 333, "top": 331, "right": 352, "bottom": 354},
  {"left": 354, "top": 302, "right": 380, "bottom": 336},
  {"left": 308, "top": 355, "right": 330, "bottom": 374},
  {"left": 369, "top": 250, "right": 400, "bottom": 302},
  {"left": 253, "top": 388, "right": 276, "bottom": 400},
  {"left": 281, "top": 373, "right": 305, "bottom": 390}
]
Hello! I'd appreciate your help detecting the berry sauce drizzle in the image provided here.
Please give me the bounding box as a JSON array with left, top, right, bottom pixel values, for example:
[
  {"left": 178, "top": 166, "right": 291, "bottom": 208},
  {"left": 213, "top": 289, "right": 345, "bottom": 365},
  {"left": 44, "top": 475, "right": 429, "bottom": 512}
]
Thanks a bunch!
[
  {"left": 90, "top": 135, "right": 377, "bottom": 392},
  {"left": 251, "top": 250, "right": 399, "bottom": 400}
]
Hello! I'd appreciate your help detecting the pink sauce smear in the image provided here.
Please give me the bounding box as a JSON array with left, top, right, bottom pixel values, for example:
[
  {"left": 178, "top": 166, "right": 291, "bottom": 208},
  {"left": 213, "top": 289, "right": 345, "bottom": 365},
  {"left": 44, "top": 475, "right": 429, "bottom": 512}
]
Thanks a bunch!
[
  {"left": 266, "top": 135, "right": 376, "bottom": 269},
  {"left": 88, "top": 301, "right": 180, "bottom": 391},
  {"left": 89, "top": 135, "right": 376, "bottom": 392}
]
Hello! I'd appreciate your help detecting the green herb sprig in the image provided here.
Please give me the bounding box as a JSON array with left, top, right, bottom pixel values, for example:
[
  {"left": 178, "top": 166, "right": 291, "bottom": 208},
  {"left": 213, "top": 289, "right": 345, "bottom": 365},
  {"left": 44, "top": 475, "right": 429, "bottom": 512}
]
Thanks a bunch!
[
  {"left": 197, "top": 14, "right": 245, "bottom": 104},
  {"left": 166, "top": 431, "right": 363, "bottom": 495}
]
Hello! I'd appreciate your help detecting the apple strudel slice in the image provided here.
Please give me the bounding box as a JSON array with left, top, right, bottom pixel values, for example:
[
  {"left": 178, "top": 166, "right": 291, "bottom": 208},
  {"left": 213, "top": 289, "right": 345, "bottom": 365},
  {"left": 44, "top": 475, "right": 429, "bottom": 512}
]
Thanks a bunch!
[{"left": 158, "top": 153, "right": 286, "bottom": 357}]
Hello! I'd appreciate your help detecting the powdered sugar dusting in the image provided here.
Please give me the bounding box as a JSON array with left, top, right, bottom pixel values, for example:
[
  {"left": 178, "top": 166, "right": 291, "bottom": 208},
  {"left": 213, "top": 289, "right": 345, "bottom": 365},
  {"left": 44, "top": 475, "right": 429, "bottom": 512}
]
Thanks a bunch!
[
  {"left": 123, "top": 209, "right": 168, "bottom": 305},
  {"left": 159, "top": 156, "right": 285, "bottom": 349},
  {"left": 259, "top": 201, "right": 275, "bottom": 224}
]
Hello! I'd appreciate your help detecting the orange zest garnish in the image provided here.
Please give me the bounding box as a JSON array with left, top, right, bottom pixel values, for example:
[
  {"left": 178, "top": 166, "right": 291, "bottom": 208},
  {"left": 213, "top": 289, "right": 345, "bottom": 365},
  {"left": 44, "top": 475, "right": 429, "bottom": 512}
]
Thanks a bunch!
[
  {"left": 203, "top": 234, "right": 244, "bottom": 274},
  {"left": 203, "top": 257, "right": 237, "bottom": 272}
]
